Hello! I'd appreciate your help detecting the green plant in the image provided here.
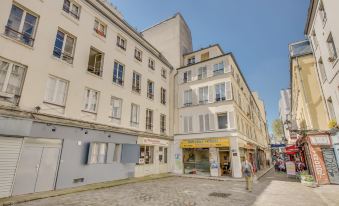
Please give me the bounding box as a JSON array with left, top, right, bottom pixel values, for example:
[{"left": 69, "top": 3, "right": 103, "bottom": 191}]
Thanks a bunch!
[{"left": 328, "top": 120, "right": 338, "bottom": 129}]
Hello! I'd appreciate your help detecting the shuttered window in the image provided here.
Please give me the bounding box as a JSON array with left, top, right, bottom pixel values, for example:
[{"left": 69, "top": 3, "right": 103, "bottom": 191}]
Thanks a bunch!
[
  {"left": 83, "top": 88, "right": 99, "bottom": 113},
  {"left": 44, "top": 76, "right": 69, "bottom": 106},
  {"left": 111, "top": 97, "right": 122, "bottom": 120},
  {"left": 225, "top": 81, "right": 233, "bottom": 100}
]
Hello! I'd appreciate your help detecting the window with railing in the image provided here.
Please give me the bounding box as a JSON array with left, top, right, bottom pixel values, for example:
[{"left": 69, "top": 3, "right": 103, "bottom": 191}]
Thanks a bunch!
[
  {"left": 132, "top": 72, "right": 141, "bottom": 92},
  {"left": 160, "top": 114, "right": 166, "bottom": 134},
  {"left": 0, "top": 57, "right": 26, "bottom": 105},
  {"left": 113, "top": 61, "right": 124, "bottom": 85},
  {"left": 87, "top": 47, "right": 104, "bottom": 76},
  {"left": 147, "top": 80, "right": 154, "bottom": 99},
  {"left": 130, "top": 103, "right": 139, "bottom": 127},
  {"left": 94, "top": 19, "right": 106, "bottom": 37},
  {"left": 215, "top": 83, "right": 226, "bottom": 102},
  {"left": 146, "top": 109, "right": 153, "bottom": 131},
  {"left": 161, "top": 87, "right": 166, "bottom": 105},
  {"left": 183, "top": 70, "right": 191, "bottom": 83},
  {"left": 62, "top": 0, "right": 80, "bottom": 19},
  {"left": 116, "top": 35, "right": 126, "bottom": 50},
  {"left": 199, "top": 86, "right": 208, "bottom": 104},
  {"left": 198, "top": 66, "right": 207, "bottom": 80},
  {"left": 213, "top": 62, "right": 225, "bottom": 76},
  {"left": 53, "top": 29, "right": 76, "bottom": 64},
  {"left": 5, "top": 4, "right": 38, "bottom": 47},
  {"left": 183, "top": 89, "right": 192, "bottom": 107}
]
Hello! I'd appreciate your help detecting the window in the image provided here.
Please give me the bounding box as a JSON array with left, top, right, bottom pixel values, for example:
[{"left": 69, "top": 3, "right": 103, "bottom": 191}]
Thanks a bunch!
[
  {"left": 215, "top": 83, "right": 226, "bottom": 101},
  {"left": 130, "top": 103, "right": 139, "bottom": 127},
  {"left": 116, "top": 35, "right": 126, "bottom": 50},
  {"left": 89, "top": 143, "right": 107, "bottom": 164},
  {"left": 183, "top": 89, "right": 192, "bottom": 106},
  {"left": 0, "top": 58, "right": 26, "bottom": 104},
  {"left": 112, "top": 61, "right": 124, "bottom": 86},
  {"left": 83, "top": 88, "right": 99, "bottom": 113},
  {"left": 94, "top": 19, "right": 106, "bottom": 37},
  {"left": 161, "top": 87, "right": 166, "bottom": 105},
  {"left": 201, "top": 52, "right": 209, "bottom": 61},
  {"left": 159, "top": 146, "right": 168, "bottom": 164},
  {"left": 113, "top": 144, "right": 121, "bottom": 162},
  {"left": 110, "top": 97, "right": 122, "bottom": 120},
  {"left": 146, "top": 109, "right": 153, "bottom": 131},
  {"left": 139, "top": 145, "right": 154, "bottom": 164},
  {"left": 87, "top": 47, "right": 104, "bottom": 76},
  {"left": 183, "top": 70, "right": 191, "bottom": 83},
  {"left": 5, "top": 4, "right": 38, "bottom": 46},
  {"left": 213, "top": 62, "right": 224, "bottom": 76},
  {"left": 161, "top": 68, "right": 167, "bottom": 79},
  {"left": 147, "top": 80, "right": 154, "bottom": 99},
  {"left": 311, "top": 30, "right": 319, "bottom": 49},
  {"left": 187, "top": 57, "right": 195, "bottom": 65},
  {"left": 44, "top": 76, "right": 68, "bottom": 106},
  {"left": 318, "top": 58, "right": 327, "bottom": 83},
  {"left": 135, "top": 48, "right": 142, "bottom": 62},
  {"left": 148, "top": 58, "right": 155, "bottom": 70},
  {"left": 327, "top": 33, "right": 338, "bottom": 62},
  {"left": 218, "top": 113, "right": 228, "bottom": 129},
  {"left": 319, "top": 1, "right": 327, "bottom": 26},
  {"left": 327, "top": 97, "right": 337, "bottom": 121},
  {"left": 62, "top": 0, "right": 80, "bottom": 19},
  {"left": 183, "top": 116, "right": 193, "bottom": 133},
  {"left": 199, "top": 86, "right": 208, "bottom": 104},
  {"left": 160, "top": 114, "right": 166, "bottom": 134},
  {"left": 53, "top": 29, "right": 76, "bottom": 64},
  {"left": 199, "top": 114, "right": 210, "bottom": 132},
  {"left": 198, "top": 66, "right": 207, "bottom": 80},
  {"left": 132, "top": 72, "right": 141, "bottom": 92}
]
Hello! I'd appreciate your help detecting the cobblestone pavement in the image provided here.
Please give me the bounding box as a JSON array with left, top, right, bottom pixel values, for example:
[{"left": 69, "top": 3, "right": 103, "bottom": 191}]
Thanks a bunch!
[{"left": 13, "top": 170, "right": 339, "bottom": 206}]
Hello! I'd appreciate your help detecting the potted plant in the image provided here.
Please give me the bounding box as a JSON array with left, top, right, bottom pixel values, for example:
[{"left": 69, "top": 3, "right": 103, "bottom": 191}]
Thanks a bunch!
[{"left": 300, "top": 171, "right": 317, "bottom": 187}]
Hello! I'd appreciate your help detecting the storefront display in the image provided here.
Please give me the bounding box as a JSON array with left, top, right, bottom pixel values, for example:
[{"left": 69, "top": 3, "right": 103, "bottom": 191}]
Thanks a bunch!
[{"left": 183, "top": 148, "right": 210, "bottom": 176}]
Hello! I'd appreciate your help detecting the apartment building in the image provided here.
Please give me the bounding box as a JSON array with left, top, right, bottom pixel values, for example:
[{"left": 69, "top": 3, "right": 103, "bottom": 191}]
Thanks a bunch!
[
  {"left": 305, "top": 0, "right": 339, "bottom": 124},
  {"left": 0, "top": 0, "right": 174, "bottom": 198},
  {"left": 172, "top": 45, "right": 270, "bottom": 178},
  {"left": 279, "top": 89, "right": 297, "bottom": 144}
]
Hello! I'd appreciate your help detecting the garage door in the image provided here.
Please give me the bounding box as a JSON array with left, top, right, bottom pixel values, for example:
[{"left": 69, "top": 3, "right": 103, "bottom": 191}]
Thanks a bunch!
[{"left": 0, "top": 137, "right": 23, "bottom": 198}]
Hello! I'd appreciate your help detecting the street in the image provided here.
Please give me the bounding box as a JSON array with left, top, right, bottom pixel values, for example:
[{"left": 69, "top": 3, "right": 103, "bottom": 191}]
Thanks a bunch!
[{"left": 12, "top": 170, "right": 339, "bottom": 206}]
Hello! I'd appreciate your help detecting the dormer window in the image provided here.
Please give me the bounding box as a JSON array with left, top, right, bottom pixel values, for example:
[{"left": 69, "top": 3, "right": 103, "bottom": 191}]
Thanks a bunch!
[
  {"left": 94, "top": 19, "right": 106, "bottom": 37},
  {"left": 187, "top": 57, "right": 195, "bottom": 65},
  {"left": 135, "top": 48, "right": 142, "bottom": 62},
  {"left": 116, "top": 35, "right": 126, "bottom": 50},
  {"left": 148, "top": 58, "right": 155, "bottom": 70}
]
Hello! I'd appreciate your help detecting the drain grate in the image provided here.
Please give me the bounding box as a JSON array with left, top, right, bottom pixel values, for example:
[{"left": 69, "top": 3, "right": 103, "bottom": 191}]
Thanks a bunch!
[{"left": 209, "top": 192, "right": 231, "bottom": 198}]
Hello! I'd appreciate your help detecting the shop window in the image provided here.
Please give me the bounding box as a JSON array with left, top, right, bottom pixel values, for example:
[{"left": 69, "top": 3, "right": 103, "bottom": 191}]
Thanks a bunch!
[
  {"left": 218, "top": 113, "right": 228, "bottom": 129},
  {"left": 88, "top": 142, "right": 107, "bottom": 164},
  {"left": 0, "top": 57, "right": 26, "bottom": 105},
  {"left": 5, "top": 4, "right": 38, "bottom": 47},
  {"left": 159, "top": 146, "right": 168, "bottom": 164},
  {"left": 87, "top": 47, "right": 104, "bottom": 76},
  {"left": 139, "top": 145, "right": 154, "bottom": 164},
  {"left": 183, "top": 148, "right": 210, "bottom": 175}
]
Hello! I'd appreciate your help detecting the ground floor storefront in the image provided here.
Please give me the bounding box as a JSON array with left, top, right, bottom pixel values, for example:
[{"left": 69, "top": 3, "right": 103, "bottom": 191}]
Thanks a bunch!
[
  {"left": 174, "top": 136, "right": 269, "bottom": 178},
  {"left": 0, "top": 115, "right": 140, "bottom": 198}
]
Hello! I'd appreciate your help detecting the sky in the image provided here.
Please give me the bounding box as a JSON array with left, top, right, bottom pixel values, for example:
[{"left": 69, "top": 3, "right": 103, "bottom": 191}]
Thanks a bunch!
[{"left": 111, "top": 0, "right": 310, "bottom": 132}]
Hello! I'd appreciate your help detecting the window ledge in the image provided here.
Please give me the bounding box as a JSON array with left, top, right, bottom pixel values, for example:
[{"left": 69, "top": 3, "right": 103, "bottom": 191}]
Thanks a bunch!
[
  {"left": 112, "top": 82, "right": 124, "bottom": 87},
  {"left": 51, "top": 55, "right": 74, "bottom": 67},
  {"left": 132, "top": 90, "right": 141, "bottom": 95},
  {"left": 1, "top": 34, "right": 34, "bottom": 50},
  {"left": 92, "top": 32, "right": 106, "bottom": 42},
  {"left": 43, "top": 101, "right": 66, "bottom": 108},
  {"left": 81, "top": 110, "right": 97, "bottom": 115},
  {"left": 86, "top": 71, "right": 103, "bottom": 79},
  {"left": 60, "top": 10, "right": 80, "bottom": 25}
]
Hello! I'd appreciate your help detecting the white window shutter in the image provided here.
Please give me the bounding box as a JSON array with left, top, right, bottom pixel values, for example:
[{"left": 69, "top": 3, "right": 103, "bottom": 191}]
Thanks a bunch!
[
  {"left": 205, "top": 114, "right": 210, "bottom": 131},
  {"left": 189, "top": 116, "right": 193, "bottom": 132},
  {"left": 229, "top": 111, "right": 235, "bottom": 129},
  {"left": 183, "top": 117, "right": 188, "bottom": 133},
  {"left": 45, "top": 77, "right": 56, "bottom": 103},
  {"left": 226, "top": 81, "right": 232, "bottom": 100},
  {"left": 209, "top": 114, "right": 215, "bottom": 130},
  {"left": 208, "top": 86, "right": 214, "bottom": 103},
  {"left": 199, "top": 115, "right": 204, "bottom": 132},
  {"left": 55, "top": 80, "right": 67, "bottom": 105},
  {"left": 192, "top": 88, "right": 198, "bottom": 105}
]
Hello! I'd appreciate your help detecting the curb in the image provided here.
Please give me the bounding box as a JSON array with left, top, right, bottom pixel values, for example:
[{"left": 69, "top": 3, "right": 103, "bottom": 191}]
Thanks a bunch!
[
  {"left": 257, "top": 166, "right": 274, "bottom": 180},
  {"left": 0, "top": 173, "right": 174, "bottom": 206}
]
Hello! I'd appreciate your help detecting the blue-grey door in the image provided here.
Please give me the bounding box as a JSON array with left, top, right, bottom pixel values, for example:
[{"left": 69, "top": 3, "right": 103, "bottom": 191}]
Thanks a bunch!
[
  {"left": 322, "top": 148, "right": 339, "bottom": 184},
  {"left": 12, "top": 138, "right": 61, "bottom": 195}
]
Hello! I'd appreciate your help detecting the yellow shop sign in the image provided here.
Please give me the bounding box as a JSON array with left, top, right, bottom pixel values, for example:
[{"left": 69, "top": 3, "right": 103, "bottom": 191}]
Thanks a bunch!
[{"left": 180, "top": 138, "right": 230, "bottom": 148}]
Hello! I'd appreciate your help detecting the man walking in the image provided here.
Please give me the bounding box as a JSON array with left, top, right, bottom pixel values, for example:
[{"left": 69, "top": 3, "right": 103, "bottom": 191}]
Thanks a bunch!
[{"left": 242, "top": 157, "right": 254, "bottom": 192}]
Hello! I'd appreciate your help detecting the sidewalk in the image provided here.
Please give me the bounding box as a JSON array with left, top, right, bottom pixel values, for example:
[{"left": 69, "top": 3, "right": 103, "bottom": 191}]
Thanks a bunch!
[
  {"left": 0, "top": 173, "right": 173, "bottom": 206},
  {"left": 180, "top": 166, "right": 273, "bottom": 182}
]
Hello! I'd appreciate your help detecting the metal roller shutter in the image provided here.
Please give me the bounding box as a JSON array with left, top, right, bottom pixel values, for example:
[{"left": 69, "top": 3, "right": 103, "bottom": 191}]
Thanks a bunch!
[{"left": 0, "top": 137, "right": 23, "bottom": 198}]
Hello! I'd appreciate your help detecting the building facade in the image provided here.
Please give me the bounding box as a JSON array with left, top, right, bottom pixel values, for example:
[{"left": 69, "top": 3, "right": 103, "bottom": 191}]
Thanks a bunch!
[
  {"left": 173, "top": 45, "right": 270, "bottom": 178},
  {"left": 0, "top": 0, "right": 173, "bottom": 198},
  {"left": 279, "top": 89, "right": 297, "bottom": 144},
  {"left": 305, "top": 0, "right": 339, "bottom": 124}
]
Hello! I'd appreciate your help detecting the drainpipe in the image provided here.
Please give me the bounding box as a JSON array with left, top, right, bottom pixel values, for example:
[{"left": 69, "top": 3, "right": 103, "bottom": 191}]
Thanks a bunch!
[{"left": 296, "top": 57, "right": 314, "bottom": 129}]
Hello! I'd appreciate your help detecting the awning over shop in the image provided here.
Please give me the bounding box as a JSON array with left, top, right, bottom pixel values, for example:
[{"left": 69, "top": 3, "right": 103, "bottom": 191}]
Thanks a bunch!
[
  {"left": 180, "top": 138, "right": 229, "bottom": 148},
  {"left": 284, "top": 145, "right": 299, "bottom": 155}
]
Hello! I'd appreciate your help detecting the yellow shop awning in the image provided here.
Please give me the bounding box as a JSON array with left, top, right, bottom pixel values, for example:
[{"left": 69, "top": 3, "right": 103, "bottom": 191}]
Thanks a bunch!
[{"left": 180, "top": 138, "right": 230, "bottom": 148}]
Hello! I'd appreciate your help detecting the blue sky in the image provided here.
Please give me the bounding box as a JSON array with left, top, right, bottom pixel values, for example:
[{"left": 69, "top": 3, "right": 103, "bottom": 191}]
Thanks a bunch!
[{"left": 111, "top": 0, "right": 310, "bottom": 131}]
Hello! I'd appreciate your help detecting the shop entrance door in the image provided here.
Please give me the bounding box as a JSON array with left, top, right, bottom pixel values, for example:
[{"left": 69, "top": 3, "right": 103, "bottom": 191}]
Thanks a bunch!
[
  {"left": 322, "top": 148, "right": 339, "bottom": 184},
  {"left": 219, "top": 151, "right": 230, "bottom": 176}
]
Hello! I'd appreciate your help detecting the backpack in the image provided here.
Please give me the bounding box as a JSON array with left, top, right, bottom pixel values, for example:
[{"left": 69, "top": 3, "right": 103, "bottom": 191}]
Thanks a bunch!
[{"left": 244, "top": 163, "right": 251, "bottom": 174}]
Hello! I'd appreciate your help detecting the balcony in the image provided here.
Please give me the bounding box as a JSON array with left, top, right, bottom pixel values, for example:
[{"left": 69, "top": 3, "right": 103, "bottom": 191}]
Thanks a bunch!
[
  {"left": 5, "top": 26, "right": 35, "bottom": 47},
  {"left": 215, "top": 97, "right": 226, "bottom": 102}
]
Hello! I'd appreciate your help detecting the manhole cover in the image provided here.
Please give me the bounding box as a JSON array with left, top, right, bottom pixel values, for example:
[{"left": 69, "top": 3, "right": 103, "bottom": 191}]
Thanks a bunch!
[{"left": 209, "top": 192, "right": 231, "bottom": 198}]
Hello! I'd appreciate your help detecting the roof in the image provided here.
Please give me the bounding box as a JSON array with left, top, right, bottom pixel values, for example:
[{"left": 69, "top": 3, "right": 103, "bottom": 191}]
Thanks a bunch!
[
  {"left": 288, "top": 40, "right": 313, "bottom": 58},
  {"left": 304, "top": 0, "right": 318, "bottom": 34},
  {"left": 183, "top": 44, "right": 224, "bottom": 57}
]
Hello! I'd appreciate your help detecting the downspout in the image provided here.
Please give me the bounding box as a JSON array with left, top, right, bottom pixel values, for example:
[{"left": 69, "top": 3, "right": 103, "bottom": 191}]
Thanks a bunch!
[{"left": 296, "top": 57, "right": 314, "bottom": 129}]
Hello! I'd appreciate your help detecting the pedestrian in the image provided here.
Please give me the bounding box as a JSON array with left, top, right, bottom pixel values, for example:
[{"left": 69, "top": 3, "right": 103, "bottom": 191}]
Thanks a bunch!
[{"left": 242, "top": 156, "right": 254, "bottom": 192}]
